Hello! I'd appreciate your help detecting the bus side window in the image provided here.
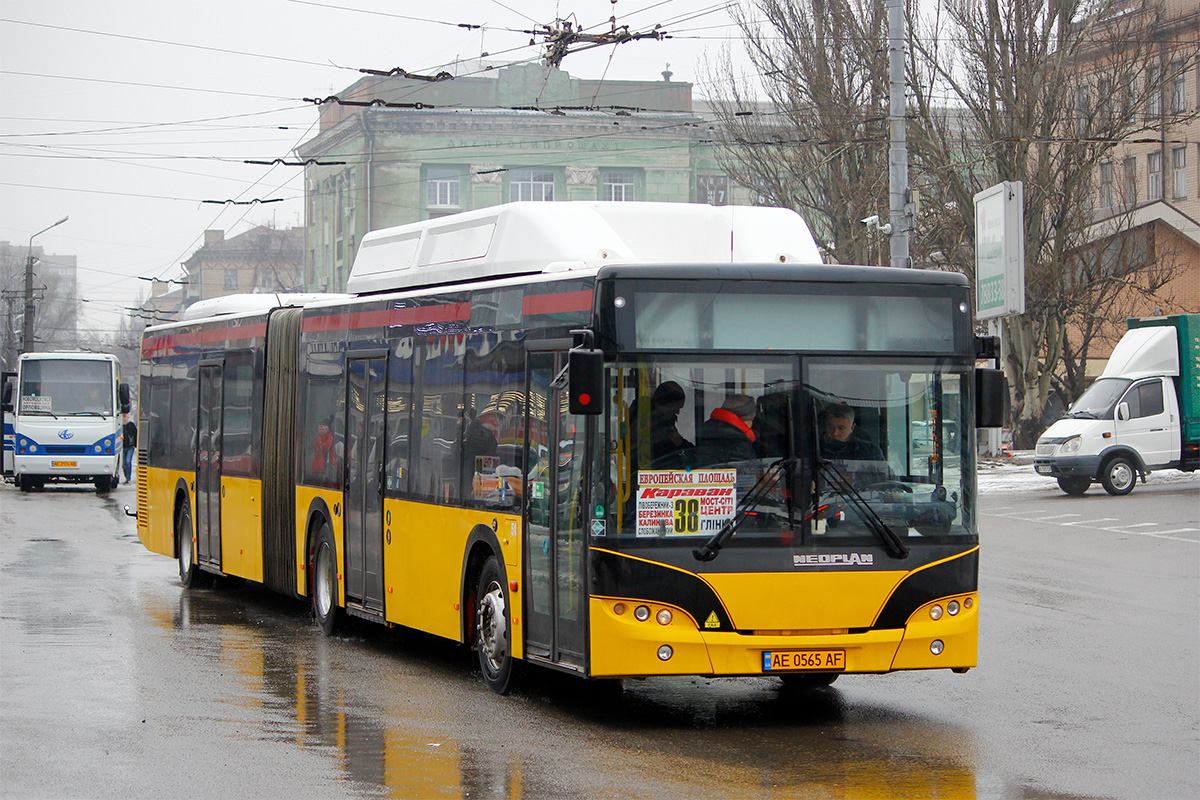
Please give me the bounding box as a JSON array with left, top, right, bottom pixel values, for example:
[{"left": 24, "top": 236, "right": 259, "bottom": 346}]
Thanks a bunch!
[
  {"left": 302, "top": 351, "right": 344, "bottom": 488},
  {"left": 416, "top": 336, "right": 466, "bottom": 504},
  {"left": 385, "top": 341, "right": 413, "bottom": 495},
  {"left": 462, "top": 335, "right": 525, "bottom": 509}
]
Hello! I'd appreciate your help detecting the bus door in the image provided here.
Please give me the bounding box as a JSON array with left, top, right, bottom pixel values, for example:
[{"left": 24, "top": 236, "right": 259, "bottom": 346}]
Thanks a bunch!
[
  {"left": 344, "top": 354, "right": 387, "bottom": 613},
  {"left": 2, "top": 371, "right": 14, "bottom": 477},
  {"left": 523, "top": 351, "right": 586, "bottom": 669},
  {"left": 196, "top": 362, "right": 223, "bottom": 569}
]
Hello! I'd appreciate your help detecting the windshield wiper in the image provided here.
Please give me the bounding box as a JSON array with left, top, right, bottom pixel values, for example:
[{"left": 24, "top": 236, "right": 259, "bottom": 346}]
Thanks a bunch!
[
  {"left": 68, "top": 411, "right": 106, "bottom": 417},
  {"left": 23, "top": 410, "right": 60, "bottom": 419},
  {"left": 818, "top": 461, "right": 909, "bottom": 560},
  {"left": 694, "top": 458, "right": 795, "bottom": 562}
]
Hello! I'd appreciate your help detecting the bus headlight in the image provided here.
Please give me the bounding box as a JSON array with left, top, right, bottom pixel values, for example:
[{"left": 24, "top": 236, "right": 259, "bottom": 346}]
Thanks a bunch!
[
  {"left": 947, "top": 600, "right": 961, "bottom": 616},
  {"left": 656, "top": 609, "right": 672, "bottom": 626},
  {"left": 28, "top": 444, "right": 37, "bottom": 453},
  {"left": 1062, "top": 436, "right": 1082, "bottom": 454},
  {"left": 94, "top": 445, "right": 102, "bottom": 453},
  {"left": 930, "top": 640, "right": 944, "bottom": 655},
  {"left": 929, "top": 605, "right": 943, "bottom": 620},
  {"left": 634, "top": 605, "right": 651, "bottom": 622},
  {"left": 657, "top": 645, "right": 673, "bottom": 661}
]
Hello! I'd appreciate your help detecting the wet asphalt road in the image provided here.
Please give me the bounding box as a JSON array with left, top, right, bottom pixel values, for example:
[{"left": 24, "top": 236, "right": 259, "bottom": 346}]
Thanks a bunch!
[{"left": 1, "top": 475, "right": 1196, "bottom": 800}]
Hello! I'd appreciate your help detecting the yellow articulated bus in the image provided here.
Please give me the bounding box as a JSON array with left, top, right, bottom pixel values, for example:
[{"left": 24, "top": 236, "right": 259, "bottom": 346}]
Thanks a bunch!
[{"left": 135, "top": 202, "right": 1004, "bottom": 693}]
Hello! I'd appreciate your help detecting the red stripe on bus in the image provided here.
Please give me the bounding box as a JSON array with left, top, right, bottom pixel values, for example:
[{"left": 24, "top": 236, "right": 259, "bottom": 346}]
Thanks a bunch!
[
  {"left": 142, "top": 323, "right": 267, "bottom": 356},
  {"left": 522, "top": 290, "right": 593, "bottom": 316}
]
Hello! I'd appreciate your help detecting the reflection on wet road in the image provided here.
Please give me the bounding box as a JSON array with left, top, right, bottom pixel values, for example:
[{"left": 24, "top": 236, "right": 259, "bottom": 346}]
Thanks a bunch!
[{"left": 2, "top": 481, "right": 1196, "bottom": 799}]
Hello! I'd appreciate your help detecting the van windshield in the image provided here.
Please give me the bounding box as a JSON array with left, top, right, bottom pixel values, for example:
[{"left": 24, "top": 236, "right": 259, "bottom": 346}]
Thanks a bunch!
[{"left": 1066, "top": 378, "right": 1130, "bottom": 419}]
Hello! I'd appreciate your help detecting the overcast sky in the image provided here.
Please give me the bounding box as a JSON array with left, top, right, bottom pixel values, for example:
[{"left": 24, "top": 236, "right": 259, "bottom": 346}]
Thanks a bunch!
[{"left": 0, "top": 0, "right": 749, "bottom": 335}]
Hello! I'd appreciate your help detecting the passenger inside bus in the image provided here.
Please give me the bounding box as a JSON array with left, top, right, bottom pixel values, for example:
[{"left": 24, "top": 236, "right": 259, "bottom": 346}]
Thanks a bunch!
[
  {"left": 695, "top": 394, "right": 758, "bottom": 464},
  {"left": 629, "top": 381, "right": 694, "bottom": 468}
]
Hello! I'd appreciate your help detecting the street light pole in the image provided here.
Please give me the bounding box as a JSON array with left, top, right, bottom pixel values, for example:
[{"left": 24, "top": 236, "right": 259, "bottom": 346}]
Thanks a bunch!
[{"left": 22, "top": 215, "right": 68, "bottom": 356}]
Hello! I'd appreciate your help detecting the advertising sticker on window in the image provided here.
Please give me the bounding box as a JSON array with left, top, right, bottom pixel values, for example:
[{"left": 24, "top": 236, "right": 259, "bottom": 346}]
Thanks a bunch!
[{"left": 636, "top": 469, "right": 737, "bottom": 538}]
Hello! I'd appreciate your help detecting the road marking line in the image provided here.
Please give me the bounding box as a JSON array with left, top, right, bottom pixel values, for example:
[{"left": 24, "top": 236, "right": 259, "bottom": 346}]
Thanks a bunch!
[
  {"left": 1061, "top": 518, "right": 1117, "bottom": 526},
  {"left": 1040, "top": 514, "right": 1082, "bottom": 520},
  {"left": 1109, "top": 522, "right": 1161, "bottom": 529},
  {"left": 1155, "top": 528, "right": 1200, "bottom": 535}
]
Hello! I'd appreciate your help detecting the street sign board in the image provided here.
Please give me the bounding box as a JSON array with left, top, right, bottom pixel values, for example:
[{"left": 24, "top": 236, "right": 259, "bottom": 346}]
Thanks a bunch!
[{"left": 974, "top": 181, "right": 1025, "bottom": 320}]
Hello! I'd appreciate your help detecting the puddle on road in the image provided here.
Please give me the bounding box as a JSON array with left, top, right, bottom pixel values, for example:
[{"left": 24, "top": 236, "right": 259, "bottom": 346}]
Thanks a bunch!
[{"left": 127, "top": 585, "right": 1116, "bottom": 800}]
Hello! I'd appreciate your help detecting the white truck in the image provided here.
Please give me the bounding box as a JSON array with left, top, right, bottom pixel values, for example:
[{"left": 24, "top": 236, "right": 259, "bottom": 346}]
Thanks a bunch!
[{"left": 1034, "top": 314, "right": 1199, "bottom": 495}]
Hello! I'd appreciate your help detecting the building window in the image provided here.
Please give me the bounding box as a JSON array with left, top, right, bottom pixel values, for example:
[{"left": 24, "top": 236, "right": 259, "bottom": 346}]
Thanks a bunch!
[
  {"left": 1172, "top": 146, "right": 1187, "bottom": 199},
  {"left": 1148, "top": 151, "right": 1162, "bottom": 200},
  {"left": 1123, "top": 156, "right": 1136, "bottom": 205},
  {"left": 1099, "top": 161, "right": 1114, "bottom": 209},
  {"left": 427, "top": 168, "right": 461, "bottom": 208},
  {"left": 224, "top": 269, "right": 239, "bottom": 290},
  {"left": 509, "top": 170, "right": 555, "bottom": 202},
  {"left": 1171, "top": 61, "right": 1187, "bottom": 114},
  {"left": 602, "top": 171, "right": 636, "bottom": 201},
  {"left": 1147, "top": 65, "right": 1162, "bottom": 119}
]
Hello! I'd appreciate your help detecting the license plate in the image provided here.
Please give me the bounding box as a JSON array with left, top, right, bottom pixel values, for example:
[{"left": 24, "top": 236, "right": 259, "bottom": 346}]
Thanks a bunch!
[
  {"left": 51, "top": 460, "right": 78, "bottom": 468},
  {"left": 1035, "top": 465, "right": 1052, "bottom": 474},
  {"left": 762, "top": 649, "right": 846, "bottom": 672}
]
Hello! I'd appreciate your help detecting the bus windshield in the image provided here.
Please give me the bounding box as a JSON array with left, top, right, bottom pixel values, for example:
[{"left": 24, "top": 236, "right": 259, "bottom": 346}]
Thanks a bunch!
[
  {"left": 19, "top": 359, "right": 114, "bottom": 417},
  {"left": 608, "top": 355, "right": 973, "bottom": 547}
]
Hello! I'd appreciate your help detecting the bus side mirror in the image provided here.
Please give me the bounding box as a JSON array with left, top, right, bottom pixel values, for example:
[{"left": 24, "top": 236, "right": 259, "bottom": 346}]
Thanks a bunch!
[
  {"left": 118, "top": 382, "right": 131, "bottom": 414},
  {"left": 975, "top": 368, "right": 1005, "bottom": 428},
  {"left": 568, "top": 349, "right": 604, "bottom": 415},
  {"left": 1116, "top": 402, "right": 1130, "bottom": 421}
]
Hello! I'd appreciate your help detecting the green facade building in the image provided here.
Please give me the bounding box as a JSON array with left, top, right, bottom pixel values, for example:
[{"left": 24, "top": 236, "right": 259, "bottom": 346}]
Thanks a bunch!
[{"left": 296, "top": 64, "right": 742, "bottom": 292}]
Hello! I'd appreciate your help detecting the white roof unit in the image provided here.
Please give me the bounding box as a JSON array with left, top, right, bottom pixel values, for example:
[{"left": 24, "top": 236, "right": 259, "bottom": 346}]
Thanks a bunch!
[
  {"left": 179, "top": 293, "right": 348, "bottom": 321},
  {"left": 1101, "top": 325, "right": 1180, "bottom": 380},
  {"left": 347, "top": 201, "right": 823, "bottom": 294}
]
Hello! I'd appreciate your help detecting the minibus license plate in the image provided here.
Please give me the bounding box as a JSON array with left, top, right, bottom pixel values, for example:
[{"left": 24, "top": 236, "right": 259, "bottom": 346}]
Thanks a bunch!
[
  {"left": 52, "top": 460, "right": 78, "bottom": 468},
  {"left": 762, "top": 650, "right": 845, "bottom": 672}
]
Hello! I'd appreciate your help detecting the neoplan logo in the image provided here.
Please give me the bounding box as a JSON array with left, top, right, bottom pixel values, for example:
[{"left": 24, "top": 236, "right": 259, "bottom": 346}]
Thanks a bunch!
[{"left": 793, "top": 553, "right": 874, "bottom": 567}]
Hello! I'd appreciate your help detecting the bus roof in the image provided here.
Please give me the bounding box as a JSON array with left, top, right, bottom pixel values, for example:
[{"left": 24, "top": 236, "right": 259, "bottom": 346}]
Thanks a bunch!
[{"left": 347, "top": 201, "right": 823, "bottom": 294}]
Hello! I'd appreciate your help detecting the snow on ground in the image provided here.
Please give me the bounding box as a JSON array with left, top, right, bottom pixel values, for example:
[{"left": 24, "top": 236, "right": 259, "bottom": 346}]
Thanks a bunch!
[{"left": 976, "top": 452, "right": 1200, "bottom": 494}]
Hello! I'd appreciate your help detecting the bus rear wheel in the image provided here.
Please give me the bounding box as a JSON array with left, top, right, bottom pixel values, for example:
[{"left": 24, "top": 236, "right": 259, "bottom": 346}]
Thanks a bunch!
[
  {"left": 95, "top": 476, "right": 117, "bottom": 493},
  {"left": 311, "top": 521, "right": 341, "bottom": 636},
  {"left": 176, "top": 503, "right": 211, "bottom": 588},
  {"left": 475, "top": 556, "right": 516, "bottom": 694}
]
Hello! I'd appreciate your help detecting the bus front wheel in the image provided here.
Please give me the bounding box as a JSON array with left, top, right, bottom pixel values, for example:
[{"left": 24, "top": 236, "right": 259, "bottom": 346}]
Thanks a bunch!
[
  {"left": 311, "top": 522, "right": 341, "bottom": 636},
  {"left": 475, "top": 556, "right": 516, "bottom": 694}
]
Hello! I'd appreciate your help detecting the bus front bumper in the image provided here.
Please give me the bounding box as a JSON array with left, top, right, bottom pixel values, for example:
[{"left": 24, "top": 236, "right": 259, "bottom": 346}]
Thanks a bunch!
[{"left": 587, "top": 594, "right": 978, "bottom": 678}]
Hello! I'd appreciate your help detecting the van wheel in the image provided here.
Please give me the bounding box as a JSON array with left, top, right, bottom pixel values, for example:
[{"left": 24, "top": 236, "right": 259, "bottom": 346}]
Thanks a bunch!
[
  {"left": 1100, "top": 456, "right": 1136, "bottom": 496},
  {"left": 1056, "top": 477, "right": 1090, "bottom": 496},
  {"left": 475, "top": 556, "right": 516, "bottom": 694},
  {"left": 311, "top": 521, "right": 341, "bottom": 636}
]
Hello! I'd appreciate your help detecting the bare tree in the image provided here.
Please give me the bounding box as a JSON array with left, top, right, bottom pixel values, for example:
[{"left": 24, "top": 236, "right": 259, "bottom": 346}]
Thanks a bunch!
[
  {"left": 710, "top": 0, "right": 1195, "bottom": 446},
  {"left": 907, "top": 0, "right": 1196, "bottom": 444},
  {"left": 705, "top": 0, "right": 891, "bottom": 265}
]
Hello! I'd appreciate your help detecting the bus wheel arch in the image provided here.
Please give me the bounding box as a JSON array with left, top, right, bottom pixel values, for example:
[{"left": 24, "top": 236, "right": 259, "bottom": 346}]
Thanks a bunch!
[
  {"left": 175, "top": 482, "right": 210, "bottom": 588},
  {"left": 459, "top": 526, "right": 505, "bottom": 645},
  {"left": 305, "top": 502, "right": 341, "bottom": 635}
]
